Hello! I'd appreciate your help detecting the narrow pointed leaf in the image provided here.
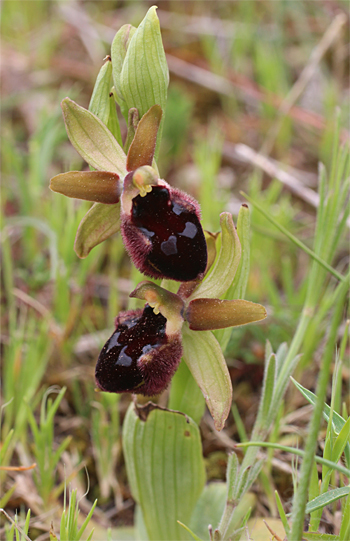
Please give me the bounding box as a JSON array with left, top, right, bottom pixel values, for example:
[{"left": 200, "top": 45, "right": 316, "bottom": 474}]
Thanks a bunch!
[
  {"left": 305, "top": 486, "right": 350, "bottom": 515},
  {"left": 126, "top": 105, "right": 162, "bottom": 171},
  {"left": 260, "top": 354, "right": 277, "bottom": 429},
  {"left": 275, "top": 491, "right": 290, "bottom": 537},
  {"left": 226, "top": 452, "right": 239, "bottom": 501},
  {"left": 111, "top": 24, "right": 136, "bottom": 115},
  {"left": 331, "top": 417, "right": 350, "bottom": 465},
  {"left": 120, "top": 6, "right": 169, "bottom": 159},
  {"left": 50, "top": 171, "right": 122, "bottom": 204},
  {"left": 88, "top": 56, "right": 112, "bottom": 126},
  {"left": 61, "top": 98, "right": 127, "bottom": 177},
  {"left": 182, "top": 324, "right": 232, "bottom": 431},
  {"left": 339, "top": 492, "right": 350, "bottom": 541},
  {"left": 177, "top": 522, "right": 204, "bottom": 541},
  {"left": 189, "top": 213, "right": 241, "bottom": 301},
  {"left": 291, "top": 377, "right": 347, "bottom": 434},
  {"left": 186, "top": 298, "right": 266, "bottom": 331},
  {"left": 74, "top": 202, "right": 120, "bottom": 258},
  {"left": 123, "top": 403, "right": 206, "bottom": 541}
]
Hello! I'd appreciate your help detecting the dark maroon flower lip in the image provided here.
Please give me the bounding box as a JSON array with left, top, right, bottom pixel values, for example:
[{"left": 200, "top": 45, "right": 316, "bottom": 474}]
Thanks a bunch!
[
  {"left": 121, "top": 178, "right": 208, "bottom": 282},
  {"left": 95, "top": 305, "right": 182, "bottom": 396}
]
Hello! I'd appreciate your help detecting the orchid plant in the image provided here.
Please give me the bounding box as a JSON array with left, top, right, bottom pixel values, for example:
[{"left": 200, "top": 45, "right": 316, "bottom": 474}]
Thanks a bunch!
[
  {"left": 50, "top": 7, "right": 266, "bottom": 431},
  {"left": 50, "top": 7, "right": 267, "bottom": 538}
]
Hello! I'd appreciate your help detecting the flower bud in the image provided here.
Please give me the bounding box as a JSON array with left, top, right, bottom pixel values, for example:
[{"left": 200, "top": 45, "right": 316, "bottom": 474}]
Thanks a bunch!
[
  {"left": 95, "top": 305, "right": 182, "bottom": 396},
  {"left": 121, "top": 174, "right": 208, "bottom": 282}
]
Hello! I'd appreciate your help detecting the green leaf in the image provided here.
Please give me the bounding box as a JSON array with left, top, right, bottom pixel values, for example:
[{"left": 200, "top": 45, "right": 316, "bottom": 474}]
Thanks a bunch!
[
  {"left": 185, "top": 298, "right": 266, "bottom": 331},
  {"left": 177, "top": 522, "right": 205, "bottom": 541},
  {"left": 339, "top": 492, "right": 350, "bottom": 541},
  {"left": 168, "top": 360, "right": 205, "bottom": 426},
  {"left": 74, "top": 201, "right": 120, "bottom": 258},
  {"left": 0, "top": 484, "right": 16, "bottom": 508},
  {"left": 216, "top": 204, "right": 251, "bottom": 351},
  {"left": 226, "top": 204, "right": 251, "bottom": 300},
  {"left": 275, "top": 490, "right": 290, "bottom": 537},
  {"left": 0, "top": 428, "right": 13, "bottom": 463},
  {"left": 108, "top": 92, "right": 123, "bottom": 146},
  {"left": 182, "top": 324, "right": 232, "bottom": 431},
  {"left": 61, "top": 98, "right": 127, "bottom": 177},
  {"left": 89, "top": 56, "right": 113, "bottom": 126},
  {"left": 120, "top": 6, "right": 169, "bottom": 160},
  {"left": 189, "top": 213, "right": 241, "bottom": 301},
  {"left": 226, "top": 452, "right": 239, "bottom": 501},
  {"left": 50, "top": 171, "right": 122, "bottom": 204},
  {"left": 330, "top": 416, "right": 350, "bottom": 465},
  {"left": 123, "top": 403, "right": 206, "bottom": 541},
  {"left": 189, "top": 483, "right": 227, "bottom": 540},
  {"left": 135, "top": 505, "right": 149, "bottom": 541},
  {"left": 291, "top": 376, "right": 350, "bottom": 470},
  {"left": 126, "top": 105, "right": 162, "bottom": 171},
  {"left": 111, "top": 24, "right": 136, "bottom": 115},
  {"left": 258, "top": 353, "right": 276, "bottom": 430},
  {"left": 291, "top": 377, "right": 347, "bottom": 434},
  {"left": 305, "top": 486, "right": 350, "bottom": 514}
]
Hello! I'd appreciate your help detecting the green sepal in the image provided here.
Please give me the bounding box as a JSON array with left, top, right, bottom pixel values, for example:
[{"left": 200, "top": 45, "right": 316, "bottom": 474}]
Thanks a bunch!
[
  {"left": 111, "top": 24, "right": 137, "bottom": 117},
  {"left": 88, "top": 56, "right": 113, "bottom": 126},
  {"left": 120, "top": 7, "right": 169, "bottom": 160},
  {"left": 182, "top": 324, "right": 232, "bottom": 431},
  {"left": 215, "top": 205, "right": 251, "bottom": 351},
  {"left": 108, "top": 90, "right": 123, "bottom": 147},
  {"left": 61, "top": 98, "right": 127, "bottom": 178},
  {"left": 168, "top": 360, "right": 205, "bottom": 425},
  {"left": 226, "top": 204, "right": 251, "bottom": 300},
  {"left": 74, "top": 201, "right": 120, "bottom": 258},
  {"left": 50, "top": 171, "right": 122, "bottom": 204},
  {"left": 122, "top": 402, "right": 206, "bottom": 541},
  {"left": 185, "top": 298, "right": 267, "bottom": 331},
  {"left": 204, "top": 230, "right": 219, "bottom": 274},
  {"left": 127, "top": 105, "right": 163, "bottom": 171},
  {"left": 189, "top": 213, "right": 241, "bottom": 301}
]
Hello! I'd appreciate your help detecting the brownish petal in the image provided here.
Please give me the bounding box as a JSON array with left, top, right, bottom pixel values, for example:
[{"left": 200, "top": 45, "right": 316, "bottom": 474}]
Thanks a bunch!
[
  {"left": 126, "top": 104, "right": 162, "bottom": 171},
  {"left": 185, "top": 298, "right": 267, "bottom": 331},
  {"left": 50, "top": 171, "right": 122, "bottom": 204}
]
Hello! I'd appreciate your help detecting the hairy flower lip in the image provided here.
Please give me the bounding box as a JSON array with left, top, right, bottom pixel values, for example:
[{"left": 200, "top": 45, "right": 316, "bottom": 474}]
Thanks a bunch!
[
  {"left": 121, "top": 182, "right": 208, "bottom": 282},
  {"left": 95, "top": 305, "right": 182, "bottom": 396}
]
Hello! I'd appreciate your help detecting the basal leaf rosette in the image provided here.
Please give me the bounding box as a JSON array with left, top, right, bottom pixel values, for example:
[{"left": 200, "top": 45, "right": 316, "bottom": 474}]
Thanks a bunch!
[{"left": 96, "top": 212, "right": 267, "bottom": 431}]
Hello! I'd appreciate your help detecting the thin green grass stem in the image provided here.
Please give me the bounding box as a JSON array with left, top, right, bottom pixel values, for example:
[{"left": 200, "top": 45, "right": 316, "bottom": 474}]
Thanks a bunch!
[
  {"left": 240, "top": 192, "right": 345, "bottom": 283},
  {"left": 235, "top": 442, "right": 350, "bottom": 478},
  {"left": 289, "top": 275, "right": 349, "bottom": 540}
]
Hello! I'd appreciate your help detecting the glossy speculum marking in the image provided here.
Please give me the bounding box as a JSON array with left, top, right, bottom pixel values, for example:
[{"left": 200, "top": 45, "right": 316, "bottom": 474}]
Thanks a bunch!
[
  {"left": 95, "top": 305, "right": 182, "bottom": 396},
  {"left": 131, "top": 186, "right": 207, "bottom": 281}
]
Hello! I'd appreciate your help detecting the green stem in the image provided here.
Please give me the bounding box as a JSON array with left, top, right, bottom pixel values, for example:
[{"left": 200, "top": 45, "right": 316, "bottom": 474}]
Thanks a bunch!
[
  {"left": 289, "top": 276, "right": 349, "bottom": 540},
  {"left": 235, "top": 442, "right": 350, "bottom": 478}
]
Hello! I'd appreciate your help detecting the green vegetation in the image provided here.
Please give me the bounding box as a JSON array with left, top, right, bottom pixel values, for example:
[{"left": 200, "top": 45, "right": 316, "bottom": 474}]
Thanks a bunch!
[{"left": 1, "top": 1, "right": 349, "bottom": 540}]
